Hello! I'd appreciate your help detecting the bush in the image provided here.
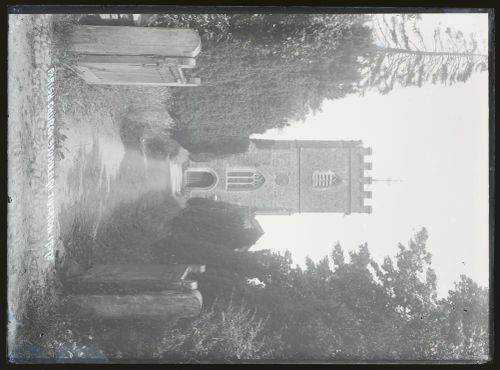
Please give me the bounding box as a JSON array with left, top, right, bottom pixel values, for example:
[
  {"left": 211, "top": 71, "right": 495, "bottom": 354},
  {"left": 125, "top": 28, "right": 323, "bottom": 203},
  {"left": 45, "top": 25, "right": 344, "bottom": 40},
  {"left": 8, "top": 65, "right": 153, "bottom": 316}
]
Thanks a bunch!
[
  {"left": 153, "top": 298, "right": 279, "bottom": 362},
  {"left": 145, "top": 135, "right": 180, "bottom": 158},
  {"left": 169, "top": 197, "right": 263, "bottom": 250},
  {"left": 92, "top": 191, "right": 182, "bottom": 264}
]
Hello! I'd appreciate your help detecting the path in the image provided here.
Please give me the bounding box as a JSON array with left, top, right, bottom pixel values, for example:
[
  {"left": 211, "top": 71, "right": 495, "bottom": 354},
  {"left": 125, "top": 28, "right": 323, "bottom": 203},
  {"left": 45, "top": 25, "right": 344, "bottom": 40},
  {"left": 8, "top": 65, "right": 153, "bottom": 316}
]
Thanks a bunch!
[{"left": 8, "top": 14, "right": 181, "bottom": 359}]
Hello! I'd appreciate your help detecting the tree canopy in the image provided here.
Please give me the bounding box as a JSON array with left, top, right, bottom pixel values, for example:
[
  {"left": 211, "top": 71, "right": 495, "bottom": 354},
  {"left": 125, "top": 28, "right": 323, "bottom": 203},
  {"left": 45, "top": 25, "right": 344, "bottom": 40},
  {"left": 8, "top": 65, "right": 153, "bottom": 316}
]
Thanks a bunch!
[
  {"left": 169, "top": 197, "right": 264, "bottom": 250},
  {"left": 358, "top": 14, "right": 488, "bottom": 94},
  {"left": 145, "top": 14, "right": 487, "bottom": 155},
  {"left": 146, "top": 14, "right": 372, "bottom": 154},
  {"left": 152, "top": 227, "right": 489, "bottom": 361}
]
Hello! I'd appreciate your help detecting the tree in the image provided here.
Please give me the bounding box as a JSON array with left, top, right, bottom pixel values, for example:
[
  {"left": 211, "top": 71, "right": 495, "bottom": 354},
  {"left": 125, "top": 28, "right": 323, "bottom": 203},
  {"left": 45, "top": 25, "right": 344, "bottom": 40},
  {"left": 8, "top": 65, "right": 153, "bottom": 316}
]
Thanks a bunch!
[
  {"left": 359, "top": 14, "right": 488, "bottom": 94},
  {"left": 240, "top": 244, "right": 399, "bottom": 360},
  {"left": 144, "top": 14, "right": 234, "bottom": 43},
  {"left": 374, "top": 229, "right": 449, "bottom": 358},
  {"left": 248, "top": 229, "right": 489, "bottom": 361},
  {"left": 369, "top": 228, "right": 447, "bottom": 359},
  {"left": 169, "top": 197, "right": 263, "bottom": 250},
  {"left": 326, "top": 244, "right": 402, "bottom": 360},
  {"left": 228, "top": 14, "right": 372, "bottom": 62},
  {"left": 146, "top": 14, "right": 371, "bottom": 155},
  {"left": 145, "top": 13, "right": 371, "bottom": 60},
  {"left": 152, "top": 222, "right": 489, "bottom": 361},
  {"left": 440, "top": 275, "right": 489, "bottom": 360}
]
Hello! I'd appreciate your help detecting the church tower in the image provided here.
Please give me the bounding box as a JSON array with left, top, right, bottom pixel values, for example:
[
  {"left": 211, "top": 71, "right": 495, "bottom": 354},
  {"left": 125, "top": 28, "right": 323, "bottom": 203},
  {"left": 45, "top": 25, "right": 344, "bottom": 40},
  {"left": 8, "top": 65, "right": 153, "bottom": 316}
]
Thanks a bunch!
[{"left": 183, "top": 139, "right": 373, "bottom": 215}]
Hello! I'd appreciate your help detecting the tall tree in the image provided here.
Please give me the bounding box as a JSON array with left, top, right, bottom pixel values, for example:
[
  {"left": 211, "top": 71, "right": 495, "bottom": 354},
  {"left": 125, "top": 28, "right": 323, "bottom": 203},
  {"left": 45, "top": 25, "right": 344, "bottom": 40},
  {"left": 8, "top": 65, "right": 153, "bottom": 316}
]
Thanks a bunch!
[
  {"left": 359, "top": 14, "right": 488, "bottom": 94},
  {"left": 440, "top": 275, "right": 489, "bottom": 360},
  {"left": 370, "top": 228, "right": 444, "bottom": 359},
  {"left": 145, "top": 14, "right": 371, "bottom": 155},
  {"left": 152, "top": 222, "right": 489, "bottom": 361}
]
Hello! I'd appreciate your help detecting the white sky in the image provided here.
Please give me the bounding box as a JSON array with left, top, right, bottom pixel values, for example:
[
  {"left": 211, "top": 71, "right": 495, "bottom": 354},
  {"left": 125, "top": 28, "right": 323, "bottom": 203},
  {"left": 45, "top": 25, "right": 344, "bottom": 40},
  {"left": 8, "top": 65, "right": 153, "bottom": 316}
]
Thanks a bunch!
[{"left": 251, "top": 13, "right": 490, "bottom": 297}]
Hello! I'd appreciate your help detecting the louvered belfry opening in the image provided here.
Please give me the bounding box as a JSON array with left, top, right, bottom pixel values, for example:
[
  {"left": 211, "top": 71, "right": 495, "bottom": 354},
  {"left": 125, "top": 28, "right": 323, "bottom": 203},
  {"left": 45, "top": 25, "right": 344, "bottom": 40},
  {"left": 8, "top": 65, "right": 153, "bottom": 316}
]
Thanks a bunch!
[
  {"left": 313, "top": 170, "right": 340, "bottom": 188},
  {"left": 185, "top": 170, "right": 217, "bottom": 189},
  {"left": 227, "top": 170, "right": 265, "bottom": 191}
]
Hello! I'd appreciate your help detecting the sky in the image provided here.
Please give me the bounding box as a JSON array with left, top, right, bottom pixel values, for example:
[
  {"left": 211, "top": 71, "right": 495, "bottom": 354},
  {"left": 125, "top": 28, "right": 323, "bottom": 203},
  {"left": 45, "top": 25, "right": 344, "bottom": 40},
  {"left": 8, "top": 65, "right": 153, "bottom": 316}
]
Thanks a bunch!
[{"left": 251, "top": 13, "right": 490, "bottom": 297}]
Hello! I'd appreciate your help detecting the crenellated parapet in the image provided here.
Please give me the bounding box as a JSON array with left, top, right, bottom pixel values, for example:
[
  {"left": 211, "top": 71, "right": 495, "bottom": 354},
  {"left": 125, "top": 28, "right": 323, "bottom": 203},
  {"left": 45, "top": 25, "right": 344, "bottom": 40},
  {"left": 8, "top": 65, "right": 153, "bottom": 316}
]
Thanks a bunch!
[
  {"left": 188, "top": 138, "right": 375, "bottom": 216},
  {"left": 352, "top": 146, "right": 373, "bottom": 214}
]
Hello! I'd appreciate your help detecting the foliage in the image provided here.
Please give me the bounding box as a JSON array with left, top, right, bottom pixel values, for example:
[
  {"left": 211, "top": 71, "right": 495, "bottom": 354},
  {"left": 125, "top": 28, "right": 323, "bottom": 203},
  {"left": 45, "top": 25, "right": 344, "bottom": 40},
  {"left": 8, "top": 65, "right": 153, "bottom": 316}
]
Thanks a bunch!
[
  {"left": 146, "top": 14, "right": 233, "bottom": 43},
  {"left": 146, "top": 13, "right": 371, "bottom": 61},
  {"left": 440, "top": 275, "right": 489, "bottom": 360},
  {"left": 54, "top": 13, "right": 488, "bottom": 158},
  {"left": 229, "top": 14, "right": 372, "bottom": 62},
  {"left": 146, "top": 14, "right": 371, "bottom": 154},
  {"left": 153, "top": 235, "right": 290, "bottom": 310},
  {"left": 169, "top": 197, "right": 264, "bottom": 250},
  {"left": 169, "top": 39, "right": 361, "bottom": 154},
  {"left": 371, "top": 228, "right": 441, "bottom": 359},
  {"left": 359, "top": 14, "right": 488, "bottom": 94},
  {"left": 144, "top": 135, "right": 180, "bottom": 158},
  {"left": 9, "top": 274, "right": 105, "bottom": 363},
  {"left": 287, "top": 229, "right": 488, "bottom": 361},
  {"left": 48, "top": 14, "right": 490, "bottom": 361},
  {"left": 153, "top": 227, "right": 489, "bottom": 361},
  {"left": 153, "top": 298, "right": 279, "bottom": 362}
]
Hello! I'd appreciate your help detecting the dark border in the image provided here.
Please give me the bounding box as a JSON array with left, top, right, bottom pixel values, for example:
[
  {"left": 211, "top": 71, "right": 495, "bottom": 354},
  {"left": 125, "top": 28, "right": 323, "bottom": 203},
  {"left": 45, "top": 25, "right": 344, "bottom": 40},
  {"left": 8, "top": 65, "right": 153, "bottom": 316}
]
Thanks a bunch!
[
  {"left": 1, "top": 2, "right": 496, "bottom": 368},
  {"left": 5, "top": 4, "right": 496, "bottom": 14}
]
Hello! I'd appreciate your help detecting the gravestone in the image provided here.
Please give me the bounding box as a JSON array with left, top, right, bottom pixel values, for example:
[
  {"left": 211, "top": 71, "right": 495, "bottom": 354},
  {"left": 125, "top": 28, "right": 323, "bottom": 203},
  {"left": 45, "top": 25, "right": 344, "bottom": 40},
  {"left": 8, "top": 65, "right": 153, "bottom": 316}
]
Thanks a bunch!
[
  {"left": 70, "top": 26, "right": 202, "bottom": 86},
  {"left": 68, "top": 264, "right": 206, "bottom": 319},
  {"left": 71, "top": 290, "right": 203, "bottom": 319}
]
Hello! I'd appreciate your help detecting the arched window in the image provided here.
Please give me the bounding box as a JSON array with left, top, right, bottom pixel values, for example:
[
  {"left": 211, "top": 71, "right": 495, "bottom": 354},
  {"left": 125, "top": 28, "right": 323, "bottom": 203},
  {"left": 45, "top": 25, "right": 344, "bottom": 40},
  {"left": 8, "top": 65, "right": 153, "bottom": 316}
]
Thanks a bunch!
[
  {"left": 313, "top": 170, "right": 341, "bottom": 188},
  {"left": 226, "top": 169, "right": 265, "bottom": 191},
  {"left": 185, "top": 169, "right": 218, "bottom": 190}
]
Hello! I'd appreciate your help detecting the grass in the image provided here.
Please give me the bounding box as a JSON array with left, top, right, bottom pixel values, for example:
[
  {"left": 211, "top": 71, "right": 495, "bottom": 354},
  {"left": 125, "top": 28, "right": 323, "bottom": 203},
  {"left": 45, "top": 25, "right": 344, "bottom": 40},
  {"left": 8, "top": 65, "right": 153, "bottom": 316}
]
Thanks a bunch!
[
  {"left": 8, "top": 14, "right": 62, "bottom": 363},
  {"left": 12, "top": 270, "right": 168, "bottom": 363},
  {"left": 9, "top": 273, "right": 101, "bottom": 363},
  {"left": 51, "top": 189, "right": 182, "bottom": 361},
  {"left": 9, "top": 15, "right": 182, "bottom": 362}
]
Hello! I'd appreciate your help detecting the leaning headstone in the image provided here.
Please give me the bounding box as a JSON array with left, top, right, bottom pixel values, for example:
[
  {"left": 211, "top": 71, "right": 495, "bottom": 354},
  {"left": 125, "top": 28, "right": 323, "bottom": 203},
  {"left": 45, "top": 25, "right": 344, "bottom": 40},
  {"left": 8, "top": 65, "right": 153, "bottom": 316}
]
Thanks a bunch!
[
  {"left": 65, "top": 264, "right": 205, "bottom": 294},
  {"left": 70, "top": 290, "right": 203, "bottom": 319},
  {"left": 67, "top": 264, "right": 206, "bottom": 320}
]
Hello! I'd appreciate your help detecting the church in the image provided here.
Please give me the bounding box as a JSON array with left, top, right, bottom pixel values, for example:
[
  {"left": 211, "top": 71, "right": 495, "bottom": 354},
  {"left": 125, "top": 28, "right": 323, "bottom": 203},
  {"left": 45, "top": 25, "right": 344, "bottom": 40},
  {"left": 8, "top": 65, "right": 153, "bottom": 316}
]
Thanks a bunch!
[{"left": 182, "top": 139, "right": 373, "bottom": 215}]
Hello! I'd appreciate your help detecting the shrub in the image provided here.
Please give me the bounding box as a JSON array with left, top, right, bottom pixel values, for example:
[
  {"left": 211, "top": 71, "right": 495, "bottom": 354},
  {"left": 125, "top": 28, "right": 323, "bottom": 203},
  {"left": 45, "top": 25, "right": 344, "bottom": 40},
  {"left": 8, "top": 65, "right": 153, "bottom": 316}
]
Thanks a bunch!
[
  {"left": 153, "top": 298, "right": 279, "bottom": 362},
  {"left": 169, "top": 197, "right": 263, "bottom": 250}
]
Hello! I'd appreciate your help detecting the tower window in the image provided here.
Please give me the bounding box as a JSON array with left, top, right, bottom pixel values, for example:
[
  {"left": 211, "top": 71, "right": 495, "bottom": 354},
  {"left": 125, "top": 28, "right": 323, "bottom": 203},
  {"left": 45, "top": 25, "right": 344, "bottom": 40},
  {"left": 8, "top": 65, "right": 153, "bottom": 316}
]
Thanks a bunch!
[
  {"left": 184, "top": 169, "right": 218, "bottom": 190},
  {"left": 226, "top": 169, "right": 265, "bottom": 191},
  {"left": 313, "top": 170, "right": 340, "bottom": 188}
]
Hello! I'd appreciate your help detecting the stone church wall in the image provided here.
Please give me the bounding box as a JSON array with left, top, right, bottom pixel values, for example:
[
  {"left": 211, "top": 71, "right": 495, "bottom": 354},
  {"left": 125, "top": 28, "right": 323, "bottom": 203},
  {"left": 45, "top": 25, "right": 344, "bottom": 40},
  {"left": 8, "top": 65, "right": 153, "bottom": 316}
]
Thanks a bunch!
[
  {"left": 299, "top": 147, "right": 352, "bottom": 213},
  {"left": 187, "top": 140, "right": 372, "bottom": 214},
  {"left": 188, "top": 142, "right": 300, "bottom": 211}
]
